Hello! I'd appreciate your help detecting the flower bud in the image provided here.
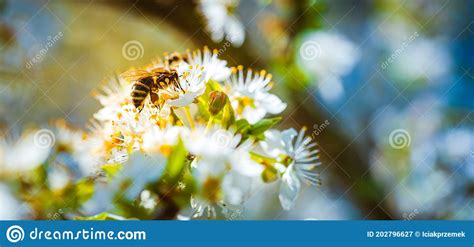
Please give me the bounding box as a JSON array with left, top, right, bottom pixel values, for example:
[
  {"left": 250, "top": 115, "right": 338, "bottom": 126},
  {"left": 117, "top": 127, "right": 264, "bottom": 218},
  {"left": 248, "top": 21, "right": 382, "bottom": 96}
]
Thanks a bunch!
[
  {"left": 208, "top": 91, "right": 228, "bottom": 116},
  {"left": 261, "top": 166, "right": 278, "bottom": 183}
]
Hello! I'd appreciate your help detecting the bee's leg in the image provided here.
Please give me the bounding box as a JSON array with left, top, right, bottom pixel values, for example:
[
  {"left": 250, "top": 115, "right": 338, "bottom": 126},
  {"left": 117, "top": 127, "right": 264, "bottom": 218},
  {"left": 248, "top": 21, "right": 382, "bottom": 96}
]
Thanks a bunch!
[
  {"left": 150, "top": 91, "right": 161, "bottom": 109},
  {"left": 175, "top": 74, "right": 186, "bottom": 93},
  {"left": 137, "top": 104, "right": 144, "bottom": 112}
]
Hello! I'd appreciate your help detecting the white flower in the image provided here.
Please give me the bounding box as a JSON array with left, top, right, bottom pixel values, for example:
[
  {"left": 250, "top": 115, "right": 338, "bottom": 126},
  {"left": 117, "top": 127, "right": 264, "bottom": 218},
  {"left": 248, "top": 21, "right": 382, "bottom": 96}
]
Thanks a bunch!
[
  {"left": 108, "top": 148, "right": 128, "bottom": 164},
  {"left": 0, "top": 130, "right": 51, "bottom": 173},
  {"left": 51, "top": 121, "right": 100, "bottom": 177},
  {"left": 191, "top": 195, "right": 218, "bottom": 218},
  {"left": 224, "top": 66, "right": 286, "bottom": 124},
  {"left": 297, "top": 31, "right": 360, "bottom": 102},
  {"left": 81, "top": 180, "right": 115, "bottom": 215},
  {"left": 53, "top": 120, "right": 86, "bottom": 154},
  {"left": 177, "top": 214, "right": 191, "bottom": 220},
  {"left": 93, "top": 76, "right": 132, "bottom": 122},
  {"left": 190, "top": 175, "right": 248, "bottom": 218},
  {"left": 393, "top": 169, "right": 453, "bottom": 215},
  {"left": 316, "top": 76, "right": 345, "bottom": 102},
  {"left": 140, "top": 190, "right": 157, "bottom": 210},
  {"left": 142, "top": 125, "right": 189, "bottom": 155},
  {"left": 72, "top": 143, "right": 106, "bottom": 176},
  {"left": 186, "top": 127, "right": 262, "bottom": 216},
  {"left": 260, "top": 128, "right": 321, "bottom": 210},
  {"left": 0, "top": 183, "right": 27, "bottom": 219},
  {"left": 298, "top": 31, "right": 360, "bottom": 79},
  {"left": 166, "top": 65, "right": 207, "bottom": 107},
  {"left": 198, "top": 0, "right": 245, "bottom": 47},
  {"left": 48, "top": 166, "right": 70, "bottom": 190},
  {"left": 391, "top": 38, "right": 451, "bottom": 83},
  {"left": 186, "top": 47, "right": 231, "bottom": 82},
  {"left": 113, "top": 104, "right": 156, "bottom": 149},
  {"left": 111, "top": 153, "right": 165, "bottom": 200},
  {"left": 74, "top": 121, "right": 124, "bottom": 176},
  {"left": 186, "top": 126, "right": 261, "bottom": 179},
  {"left": 103, "top": 103, "right": 169, "bottom": 153},
  {"left": 221, "top": 171, "right": 254, "bottom": 205},
  {"left": 437, "top": 128, "right": 474, "bottom": 161}
]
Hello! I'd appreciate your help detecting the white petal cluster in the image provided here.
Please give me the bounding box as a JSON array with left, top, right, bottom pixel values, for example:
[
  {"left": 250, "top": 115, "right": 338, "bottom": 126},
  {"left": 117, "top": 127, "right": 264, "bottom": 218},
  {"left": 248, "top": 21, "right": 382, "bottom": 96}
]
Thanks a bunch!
[
  {"left": 197, "top": 0, "right": 245, "bottom": 47},
  {"left": 0, "top": 183, "right": 26, "bottom": 219},
  {"left": 93, "top": 76, "right": 133, "bottom": 122},
  {"left": 260, "top": 128, "right": 321, "bottom": 210},
  {"left": 167, "top": 65, "right": 207, "bottom": 107},
  {"left": 297, "top": 31, "right": 360, "bottom": 102},
  {"left": 0, "top": 130, "right": 51, "bottom": 173},
  {"left": 185, "top": 47, "right": 231, "bottom": 82},
  {"left": 224, "top": 66, "right": 287, "bottom": 124}
]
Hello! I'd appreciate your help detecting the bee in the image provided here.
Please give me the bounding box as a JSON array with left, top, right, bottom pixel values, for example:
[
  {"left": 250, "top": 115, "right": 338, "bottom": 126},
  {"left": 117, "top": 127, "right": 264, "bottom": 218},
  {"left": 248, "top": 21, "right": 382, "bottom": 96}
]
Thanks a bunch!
[
  {"left": 122, "top": 68, "right": 184, "bottom": 111},
  {"left": 122, "top": 52, "right": 189, "bottom": 112}
]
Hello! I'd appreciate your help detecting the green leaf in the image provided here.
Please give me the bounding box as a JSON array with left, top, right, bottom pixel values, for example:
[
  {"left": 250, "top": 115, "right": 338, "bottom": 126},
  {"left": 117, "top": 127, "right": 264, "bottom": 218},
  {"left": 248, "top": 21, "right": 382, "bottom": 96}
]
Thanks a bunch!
[
  {"left": 102, "top": 163, "right": 123, "bottom": 180},
  {"left": 249, "top": 117, "right": 281, "bottom": 136},
  {"left": 75, "top": 212, "right": 109, "bottom": 220},
  {"left": 57, "top": 178, "right": 95, "bottom": 212},
  {"left": 207, "top": 80, "right": 222, "bottom": 91},
  {"left": 74, "top": 179, "right": 95, "bottom": 204},
  {"left": 75, "top": 212, "right": 126, "bottom": 220},
  {"left": 235, "top": 119, "right": 250, "bottom": 134},
  {"left": 232, "top": 119, "right": 251, "bottom": 142},
  {"left": 197, "top": 96, "right": 211, "bottom": 120},
  {"left": 221, "top": 97, "right": 235, "bottom": 128},
  {"left": 32, "top": 164, "right": 48, "bottom": 186},
  {"left": 114, "top": 195, "right": 150, "bottom": 219},
  {"left": 162, "top": 138, "right": 187, "bottom": 182}
]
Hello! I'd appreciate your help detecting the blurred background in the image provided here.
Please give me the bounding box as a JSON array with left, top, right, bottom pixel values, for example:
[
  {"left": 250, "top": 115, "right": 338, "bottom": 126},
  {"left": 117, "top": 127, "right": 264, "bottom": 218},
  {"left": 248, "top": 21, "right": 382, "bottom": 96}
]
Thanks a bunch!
[{"left": 0, "top": 0, "right": 473, "bottom": 219}]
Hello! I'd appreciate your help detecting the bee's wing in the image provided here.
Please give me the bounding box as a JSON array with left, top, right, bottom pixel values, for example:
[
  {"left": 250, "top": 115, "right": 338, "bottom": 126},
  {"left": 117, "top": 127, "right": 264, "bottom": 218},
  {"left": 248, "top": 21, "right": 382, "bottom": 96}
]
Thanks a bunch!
[
  {"left": 149, "top": 67, "right": 168, "bottom": 74},
  {"left": 120, "top": 69, "right": 152, "bottom": 81}
]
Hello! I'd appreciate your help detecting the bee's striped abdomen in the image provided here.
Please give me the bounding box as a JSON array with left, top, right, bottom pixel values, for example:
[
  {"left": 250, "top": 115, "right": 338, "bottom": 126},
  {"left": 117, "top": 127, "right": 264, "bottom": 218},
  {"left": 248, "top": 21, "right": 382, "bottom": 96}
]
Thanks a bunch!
[{"left": 131, "top": 77, "right": 152, "bottom": 110}]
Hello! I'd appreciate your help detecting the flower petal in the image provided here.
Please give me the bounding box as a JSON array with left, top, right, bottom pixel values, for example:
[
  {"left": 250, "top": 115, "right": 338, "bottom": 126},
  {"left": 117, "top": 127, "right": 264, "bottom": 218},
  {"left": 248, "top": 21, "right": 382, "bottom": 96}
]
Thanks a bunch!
[
  {"left": 279, "top": 166, "right": 301, "bottom": 210},
  {"left": 260, "top": 94, "right": 287, "bottom": 114}
]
